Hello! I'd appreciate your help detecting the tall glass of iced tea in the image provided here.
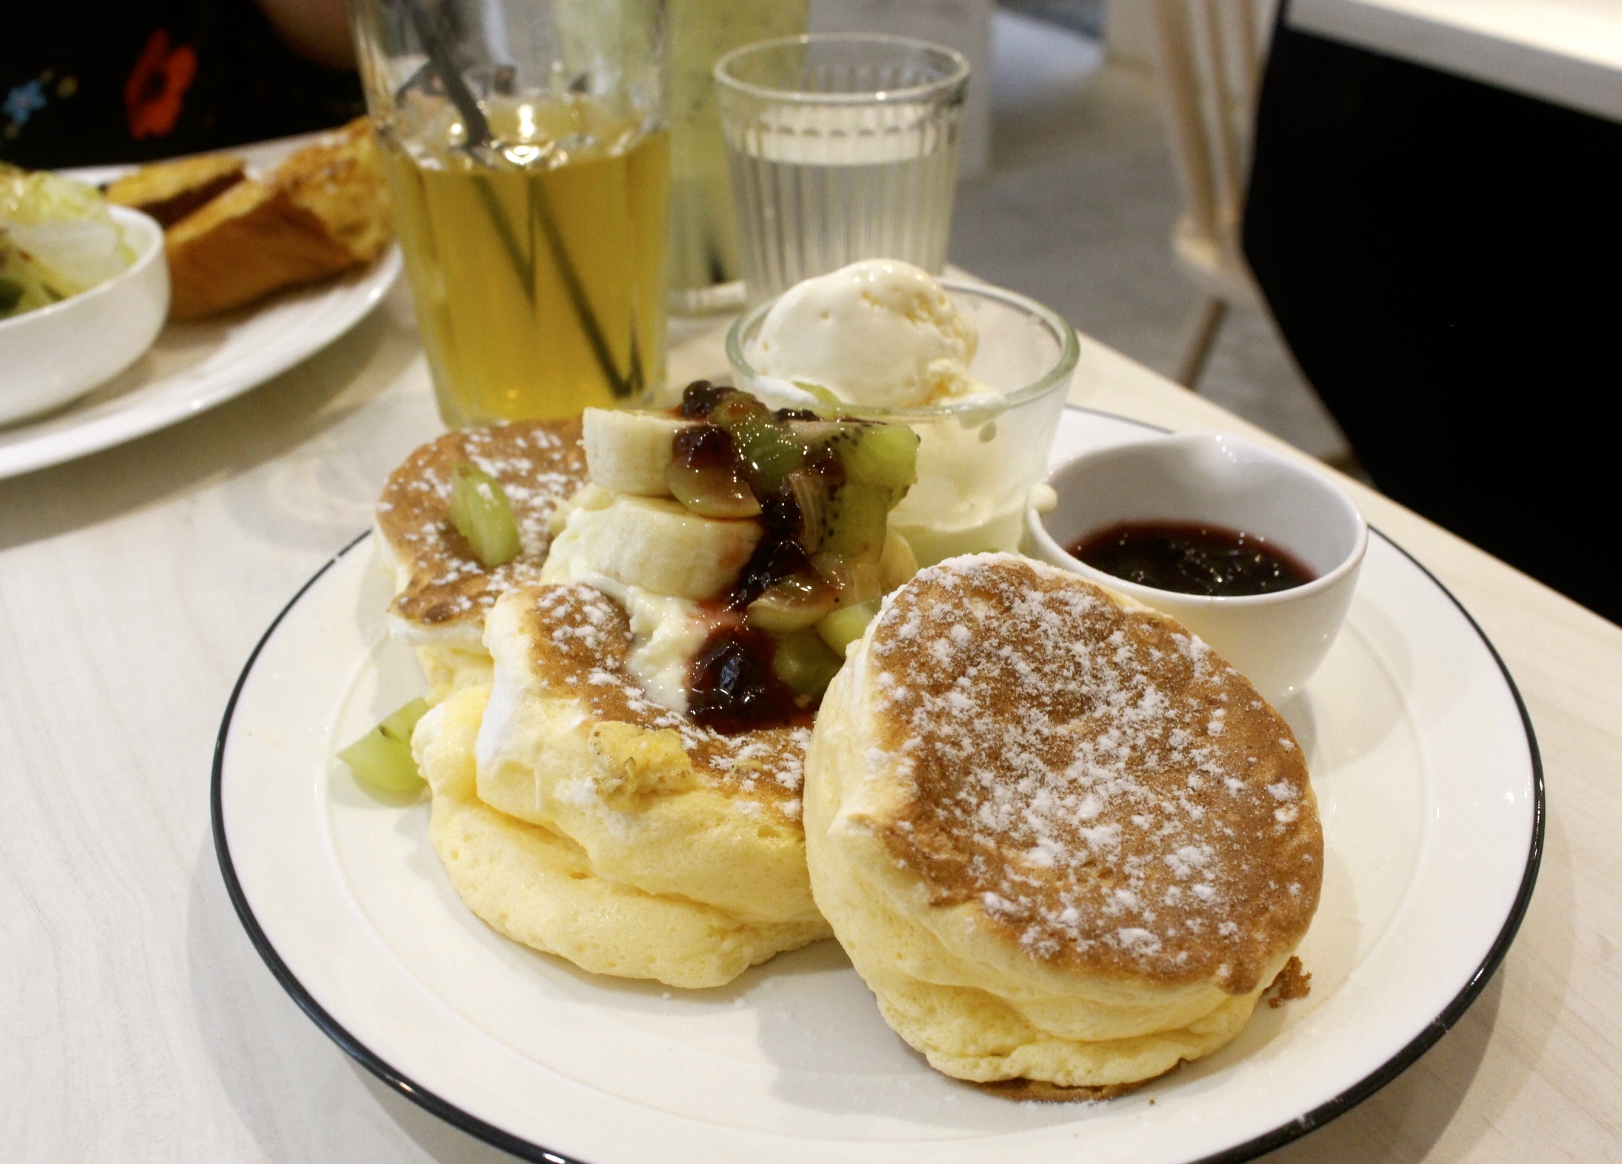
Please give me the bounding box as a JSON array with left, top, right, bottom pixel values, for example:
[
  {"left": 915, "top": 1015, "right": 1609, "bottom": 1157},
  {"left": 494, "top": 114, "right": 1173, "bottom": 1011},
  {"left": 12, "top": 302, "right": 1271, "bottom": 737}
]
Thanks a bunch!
[{"left": 349, "top": 0, "right": 670, "bottom": 425}]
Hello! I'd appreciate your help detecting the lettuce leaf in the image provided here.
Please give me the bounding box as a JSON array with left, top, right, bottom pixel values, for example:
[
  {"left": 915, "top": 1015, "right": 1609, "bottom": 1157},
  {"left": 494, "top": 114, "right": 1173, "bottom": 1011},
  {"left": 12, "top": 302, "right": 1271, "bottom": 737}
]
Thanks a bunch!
[{"left": 0, "top": 164, "right": 134, "bottom": 312}]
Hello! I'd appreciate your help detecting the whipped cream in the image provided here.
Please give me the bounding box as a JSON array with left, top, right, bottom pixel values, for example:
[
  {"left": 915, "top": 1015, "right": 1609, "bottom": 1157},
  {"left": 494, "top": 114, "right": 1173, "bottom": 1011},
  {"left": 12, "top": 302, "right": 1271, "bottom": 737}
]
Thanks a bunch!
[{"left": 540, "top": 489, "right": 715, "bottom": 714}]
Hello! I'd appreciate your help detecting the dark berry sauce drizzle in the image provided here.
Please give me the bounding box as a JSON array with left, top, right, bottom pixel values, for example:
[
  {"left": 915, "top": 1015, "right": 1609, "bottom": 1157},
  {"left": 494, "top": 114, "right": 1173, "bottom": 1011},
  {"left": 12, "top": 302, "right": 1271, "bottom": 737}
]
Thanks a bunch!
[
  {"left": 676, "top": 382, "right": 840, "bottom": 734},
  {"left": 688, "top": 624, "right": 810, "bottom": 734}
]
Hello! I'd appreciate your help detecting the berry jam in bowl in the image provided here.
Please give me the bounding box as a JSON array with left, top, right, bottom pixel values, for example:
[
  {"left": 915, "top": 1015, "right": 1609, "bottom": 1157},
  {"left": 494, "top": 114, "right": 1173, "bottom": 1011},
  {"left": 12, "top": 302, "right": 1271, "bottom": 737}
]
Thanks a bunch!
[{"left": 1025, "top": 433, "right": 1367, "bottom": 704}]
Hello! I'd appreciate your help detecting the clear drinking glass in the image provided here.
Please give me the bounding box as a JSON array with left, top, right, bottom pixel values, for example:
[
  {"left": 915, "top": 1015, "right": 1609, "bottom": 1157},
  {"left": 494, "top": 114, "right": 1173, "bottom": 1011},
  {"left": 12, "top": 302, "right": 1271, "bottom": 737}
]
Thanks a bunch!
[
  {"left": 349, "top": 0, "right": 670, "bottom": 425},
  {"left": 715, "top": 34, "right": 969, "bottom": 303},
  {"left": 667, "top": 0, "right": 809, "bottom": 315}
]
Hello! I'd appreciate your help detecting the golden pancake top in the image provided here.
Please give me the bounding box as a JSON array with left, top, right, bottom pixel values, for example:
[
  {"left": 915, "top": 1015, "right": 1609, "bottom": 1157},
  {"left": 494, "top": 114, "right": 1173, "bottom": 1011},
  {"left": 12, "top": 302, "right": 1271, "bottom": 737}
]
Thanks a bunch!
[
  {"left": 864, "top": 555, "right": 1321, "bottom": 994},
  {"left": 377, "top": 419, "right": 588, "bottom": 626},
  {"left": 520, "top": 583, "right": 811, "bottom": 817}
]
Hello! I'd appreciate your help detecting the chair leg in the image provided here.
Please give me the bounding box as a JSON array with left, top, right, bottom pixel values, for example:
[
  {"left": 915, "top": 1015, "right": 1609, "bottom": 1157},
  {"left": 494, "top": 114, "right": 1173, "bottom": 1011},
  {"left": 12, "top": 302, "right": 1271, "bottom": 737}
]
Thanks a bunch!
[{"left": 1171, "top": 295, "right": 1228, "bottom": 388}]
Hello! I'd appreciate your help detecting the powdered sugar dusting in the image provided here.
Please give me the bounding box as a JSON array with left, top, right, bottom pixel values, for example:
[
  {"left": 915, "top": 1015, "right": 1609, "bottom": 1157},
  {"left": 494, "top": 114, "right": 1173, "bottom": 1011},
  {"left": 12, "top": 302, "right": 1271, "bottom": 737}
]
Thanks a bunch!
[
  {"left": 527, "top": 584, "right": 807, "bottom": 816},
  {"left": 377, "top": 419, "right": 589, "bottom": 625},
  {"left": 866, "top": 555, "right": 1321, "bottom": 992}
]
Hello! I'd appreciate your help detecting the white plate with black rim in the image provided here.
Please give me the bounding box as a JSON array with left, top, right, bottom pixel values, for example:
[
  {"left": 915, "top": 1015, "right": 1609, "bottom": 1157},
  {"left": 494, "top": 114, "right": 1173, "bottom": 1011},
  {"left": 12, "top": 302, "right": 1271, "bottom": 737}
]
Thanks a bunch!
[
  {"left": 0, "top": 136, "right": 401, "bottom": 481},
  {"left": 213, "top": 406, "right": 1542, "bottom": 1164}
]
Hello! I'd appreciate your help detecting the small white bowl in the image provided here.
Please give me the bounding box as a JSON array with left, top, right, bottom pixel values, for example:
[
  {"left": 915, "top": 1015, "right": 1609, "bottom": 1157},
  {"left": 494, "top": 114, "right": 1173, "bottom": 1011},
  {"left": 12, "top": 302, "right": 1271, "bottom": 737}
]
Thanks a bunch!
[
  {"left": 1025, "top": 433, "right": 1367, "bottom": 704},
  {"left": 0, "top": 206, "right": 169, "bottom": 425}
]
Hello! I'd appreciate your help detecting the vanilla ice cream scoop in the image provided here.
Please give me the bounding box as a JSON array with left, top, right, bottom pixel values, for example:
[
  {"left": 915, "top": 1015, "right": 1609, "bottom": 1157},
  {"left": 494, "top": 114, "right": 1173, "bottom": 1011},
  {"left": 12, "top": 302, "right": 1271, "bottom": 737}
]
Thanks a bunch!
[{"left": 746, "top": 260, "right": 982, "bottom": 409}]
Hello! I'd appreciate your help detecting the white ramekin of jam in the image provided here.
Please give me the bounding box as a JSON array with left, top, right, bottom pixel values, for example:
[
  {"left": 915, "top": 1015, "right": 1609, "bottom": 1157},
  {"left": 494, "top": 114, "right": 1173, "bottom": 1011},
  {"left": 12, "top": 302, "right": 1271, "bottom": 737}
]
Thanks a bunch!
[{"left": 1025, "top": 432, "right": 1368, "bottom": 705}]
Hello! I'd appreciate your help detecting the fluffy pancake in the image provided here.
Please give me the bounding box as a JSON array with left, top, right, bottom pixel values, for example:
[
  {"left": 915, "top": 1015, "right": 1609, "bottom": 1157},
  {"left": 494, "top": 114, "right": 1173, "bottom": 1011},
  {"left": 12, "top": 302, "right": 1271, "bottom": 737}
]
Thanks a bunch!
[
  {"left": 804, "top": 553, "right": 1321, "bottom": 1090},
  {"left": 422, "top": 581, "right": 829, "bottom": 988},
  {"left": 375, "top": 419, "right": 588, "bottom": 698},
  {"left": 418, "top": 683, "right": 826, "bottom": 987}
]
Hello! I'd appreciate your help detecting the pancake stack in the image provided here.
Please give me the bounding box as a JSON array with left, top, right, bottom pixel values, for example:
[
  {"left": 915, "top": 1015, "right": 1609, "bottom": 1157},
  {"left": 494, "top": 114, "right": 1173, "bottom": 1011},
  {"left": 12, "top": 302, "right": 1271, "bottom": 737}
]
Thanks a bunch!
[
  {"left": 803, "top": 553, "right": 1321, "bottom": 1094},
  {"left": 376, "top": 418, "right": 828, "bottom": 988},
  {"left": 369, "top": 414, "right": 1321, "bottom": 1081},
  {"left": 416, "top": 582, "right": 828, "bottom": 988},
  {"left": 376, "top": 400, "right": 877, "bottom": 988}
]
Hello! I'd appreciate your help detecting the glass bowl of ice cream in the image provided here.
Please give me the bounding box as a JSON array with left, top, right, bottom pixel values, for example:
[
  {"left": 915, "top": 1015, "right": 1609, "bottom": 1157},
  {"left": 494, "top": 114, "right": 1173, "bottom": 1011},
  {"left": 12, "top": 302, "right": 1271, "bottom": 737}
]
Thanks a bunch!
[{"left": 726, "top": 260, "right": 1079, "bottom": 564}]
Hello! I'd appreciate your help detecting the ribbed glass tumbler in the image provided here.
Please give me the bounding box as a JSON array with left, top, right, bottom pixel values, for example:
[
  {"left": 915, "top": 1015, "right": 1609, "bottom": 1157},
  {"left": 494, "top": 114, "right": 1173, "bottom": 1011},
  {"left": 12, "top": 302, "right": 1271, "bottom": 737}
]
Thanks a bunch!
[{"left": 715, "top": 33, "right": 969, "bottom": 303}]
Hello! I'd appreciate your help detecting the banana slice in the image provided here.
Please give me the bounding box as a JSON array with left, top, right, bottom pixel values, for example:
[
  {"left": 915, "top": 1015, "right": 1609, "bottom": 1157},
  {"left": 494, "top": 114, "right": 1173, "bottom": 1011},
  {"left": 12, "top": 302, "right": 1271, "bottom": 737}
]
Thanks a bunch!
[
  {"left": 542, "top": 495, "right": 762, "bottom": 601},
  {"left": 879, "top": 528, "right": 919, "bottom": 592},
  {"left": 582, "top": 409, "right": 692, "bottom": 497}
]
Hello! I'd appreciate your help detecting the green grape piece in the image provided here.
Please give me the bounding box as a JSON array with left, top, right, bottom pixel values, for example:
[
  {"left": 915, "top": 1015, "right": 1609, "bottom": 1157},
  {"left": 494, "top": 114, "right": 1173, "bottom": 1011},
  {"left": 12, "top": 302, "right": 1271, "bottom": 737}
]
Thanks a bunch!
[
  {"left": 746, "top": 574, "right": 837, "bottom": 633},
  {"left": 708, "top": 393, "right": 770, "bottom": 429},
  {"left": 817, "top": 598, "right": 882, "bottom": 655},
  {"left": 449, "top": 462, "right": 522, "bottom": 567},
  {"left": 666, "top": 458, "right": 762, "bottom": 518},
  {"left": 772, "top": 630, "right": 844, "bottom": 697},
  {"left": 339, "top": 728, "right": 425, "bottom": 797}
]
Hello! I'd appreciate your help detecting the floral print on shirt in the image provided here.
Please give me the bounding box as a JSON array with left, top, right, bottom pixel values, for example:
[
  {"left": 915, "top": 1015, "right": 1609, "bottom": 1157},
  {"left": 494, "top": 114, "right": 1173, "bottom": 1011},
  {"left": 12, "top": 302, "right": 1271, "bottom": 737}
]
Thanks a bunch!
[{"left": 124, "top": 29, "right": 196, "bottom": 140}]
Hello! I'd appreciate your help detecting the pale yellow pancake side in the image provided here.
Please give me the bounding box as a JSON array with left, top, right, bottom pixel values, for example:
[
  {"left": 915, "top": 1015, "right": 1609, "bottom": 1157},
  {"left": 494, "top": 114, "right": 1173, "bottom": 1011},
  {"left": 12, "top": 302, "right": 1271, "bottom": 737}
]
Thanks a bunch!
[
  {"left": 804, "top": 554, "right": 1321, "bottom": 1089},
  {"left": 476, "top": 585, "right": 828, "bottom": 928},
  {"left": 418, "top": 685, "right": 828, "bottom": 989}
]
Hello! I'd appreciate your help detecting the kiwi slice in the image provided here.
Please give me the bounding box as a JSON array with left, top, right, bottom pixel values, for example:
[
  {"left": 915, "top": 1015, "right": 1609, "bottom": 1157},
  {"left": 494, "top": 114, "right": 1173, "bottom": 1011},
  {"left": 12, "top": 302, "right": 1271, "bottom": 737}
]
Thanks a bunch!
[
  {"left": 782, "top": 468, "right": 829, "bottom": 553},
  {"left": 782, "top": 418, "right": 856, "bottom": 448},
  {"left": 778, "top": 426, "right": 914, "bottom": 553},
  {"left": 840, "top": 424, "right": 920, "bottom": 494},
  {"left": 820, "top": 481, "right": 892, "bottom": 564},
  {"left": 688, "top": 392, "right": 808, "bottom": 499},
  {"left": 449, "top": 463, "right": 521, "bottom": 567},
  {"left": 730, "top": 415, "right": 804, "bottom": 494}
]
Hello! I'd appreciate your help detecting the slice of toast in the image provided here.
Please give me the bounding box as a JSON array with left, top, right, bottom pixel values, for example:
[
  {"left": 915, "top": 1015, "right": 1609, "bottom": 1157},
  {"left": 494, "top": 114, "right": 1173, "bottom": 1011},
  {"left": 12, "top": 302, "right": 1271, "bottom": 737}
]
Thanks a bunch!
[
  {"left": 165, "top": 178, "right": 358, "bottom": 319},
  {"left": 104, "top": 153, "right": 246, "bottom": 228},
  {"left": 164, "top": 118, "right": 392, "bottom": 320},
  {"left": 275, "top": 118, "right": 392, "bottom": 266}
]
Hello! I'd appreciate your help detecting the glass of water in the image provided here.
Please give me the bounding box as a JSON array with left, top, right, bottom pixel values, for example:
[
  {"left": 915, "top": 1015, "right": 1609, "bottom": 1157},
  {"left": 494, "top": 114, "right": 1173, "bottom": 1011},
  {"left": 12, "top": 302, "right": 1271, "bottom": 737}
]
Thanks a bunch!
[{"left": 715, "top": 34, "right": 969, "bottom": 303}]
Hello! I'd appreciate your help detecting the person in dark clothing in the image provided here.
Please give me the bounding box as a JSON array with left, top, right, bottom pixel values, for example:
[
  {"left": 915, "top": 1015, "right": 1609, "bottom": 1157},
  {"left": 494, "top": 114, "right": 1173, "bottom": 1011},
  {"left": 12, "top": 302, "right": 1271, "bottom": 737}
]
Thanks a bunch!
[
  {"left": 1244, "top": 11, "right": 1622, "bottom": 624},
  {"left": 2, "top": 0, "right": 361, "bottom": 168}
]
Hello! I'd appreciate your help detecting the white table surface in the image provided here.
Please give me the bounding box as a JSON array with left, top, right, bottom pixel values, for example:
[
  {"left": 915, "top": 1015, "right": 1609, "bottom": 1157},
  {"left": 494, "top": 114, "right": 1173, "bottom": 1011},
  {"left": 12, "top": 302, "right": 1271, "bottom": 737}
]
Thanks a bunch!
[
  {"left": 1290, "top": 0, "right": 1622, "bottom": 122},
  {"left": 4, "top": 285, "right": 1620, "bottom": 1161}
]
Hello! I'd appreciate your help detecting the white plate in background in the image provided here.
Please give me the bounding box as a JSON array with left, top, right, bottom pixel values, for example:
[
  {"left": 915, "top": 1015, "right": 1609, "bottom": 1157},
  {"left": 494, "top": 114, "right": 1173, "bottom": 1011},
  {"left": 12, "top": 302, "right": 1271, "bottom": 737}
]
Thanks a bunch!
[
  {"left": 0, "top": 134, "right": 401, "bottom": 481},
  {"left": 213, "top": 407, "right": 1542, "bottom": 1164}
]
